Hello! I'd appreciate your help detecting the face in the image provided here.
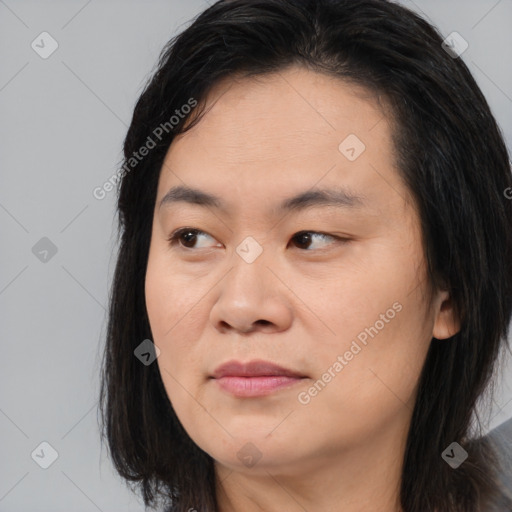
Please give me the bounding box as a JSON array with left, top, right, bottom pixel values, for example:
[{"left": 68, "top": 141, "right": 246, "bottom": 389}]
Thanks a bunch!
[{"left": 145, "top": 66, "right": 457, "bottom": 478}]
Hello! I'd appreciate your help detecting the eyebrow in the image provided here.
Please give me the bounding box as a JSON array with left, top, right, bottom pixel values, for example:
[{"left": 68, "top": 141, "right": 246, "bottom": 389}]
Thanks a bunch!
[{"left": 159, "top": 185, "right": 367, "bottom": 214}]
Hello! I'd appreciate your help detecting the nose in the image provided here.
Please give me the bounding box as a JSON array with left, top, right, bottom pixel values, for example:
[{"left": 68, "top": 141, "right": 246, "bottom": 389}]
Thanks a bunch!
[{"left": 208, "top": 249, "right": 293, "bottom": 334}]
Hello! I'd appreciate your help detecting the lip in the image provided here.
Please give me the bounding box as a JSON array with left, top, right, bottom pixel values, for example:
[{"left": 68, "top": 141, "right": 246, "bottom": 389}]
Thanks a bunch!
[
  {"left": 211, "top": 359, "right": 305, "bottom": 379},
  {"left": 210, "top": 360, "right": 307, "bottom": 398}
]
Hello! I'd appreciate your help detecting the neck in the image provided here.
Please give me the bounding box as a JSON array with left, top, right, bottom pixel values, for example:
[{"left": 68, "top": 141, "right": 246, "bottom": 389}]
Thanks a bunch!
[{"left": 214, "top": 423, "right": 407, "bottom": 512}]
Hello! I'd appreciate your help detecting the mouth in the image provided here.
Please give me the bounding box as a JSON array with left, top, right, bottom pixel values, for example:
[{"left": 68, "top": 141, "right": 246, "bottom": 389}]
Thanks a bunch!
[{"left": 210, "top": 359, "right": 308, "bottom": 398}]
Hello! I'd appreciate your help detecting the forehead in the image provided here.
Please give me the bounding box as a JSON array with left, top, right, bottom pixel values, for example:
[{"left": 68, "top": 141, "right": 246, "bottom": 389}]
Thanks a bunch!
[
  {"left": 157, "top": 66, "right": 409, "bottom": 217},
  {"left": 176, "top": 67, "right": 390, "bottom": 159}
]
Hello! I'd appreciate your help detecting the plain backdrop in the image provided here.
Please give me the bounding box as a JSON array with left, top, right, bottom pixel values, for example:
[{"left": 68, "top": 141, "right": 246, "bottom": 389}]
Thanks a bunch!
[{"left": 1, "top": 1, "right": 511, "bottom": 510}]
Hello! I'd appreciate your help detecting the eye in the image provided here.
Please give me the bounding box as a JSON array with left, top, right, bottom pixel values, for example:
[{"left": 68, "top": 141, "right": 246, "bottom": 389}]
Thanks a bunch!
[
  {"left": 167, "top": 228, "right": 347, "bottom": 251},
  {"left": 167, "top": 228, "right": 221, "bottom": 249},
  {"left": 290, "top": 231, "right": 341, "bottom": 250}
]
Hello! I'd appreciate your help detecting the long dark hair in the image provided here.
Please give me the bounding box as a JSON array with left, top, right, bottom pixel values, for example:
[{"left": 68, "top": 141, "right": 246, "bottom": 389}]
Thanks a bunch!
[{"left": 98, "top": 1, "right": 512, "bottom": 510}]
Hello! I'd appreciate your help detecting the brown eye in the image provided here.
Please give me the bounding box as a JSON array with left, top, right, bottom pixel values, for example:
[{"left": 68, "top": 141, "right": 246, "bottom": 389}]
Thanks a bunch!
[
  {"left": 167, "top": 228, "right": 219, "bottom": 249},
  {"left": 291, "top": 231, "right": 340, "bottom": 250},
  {"left": 167, "top": 228, "right": 347, "bottom": 252},
  {"left": 178, "top": 229, "right": 199, "bottom": 248}
]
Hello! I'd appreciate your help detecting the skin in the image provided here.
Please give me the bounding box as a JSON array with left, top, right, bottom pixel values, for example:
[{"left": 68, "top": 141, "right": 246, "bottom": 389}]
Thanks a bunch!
[{"left": 144, "top": 65, "right": 459, "bottom": 512}]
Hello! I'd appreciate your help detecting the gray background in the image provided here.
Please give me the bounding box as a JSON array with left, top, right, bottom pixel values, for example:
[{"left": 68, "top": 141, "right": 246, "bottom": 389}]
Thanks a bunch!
[{"left": 1, "top": 1, "right": 511, "bottom": 510}]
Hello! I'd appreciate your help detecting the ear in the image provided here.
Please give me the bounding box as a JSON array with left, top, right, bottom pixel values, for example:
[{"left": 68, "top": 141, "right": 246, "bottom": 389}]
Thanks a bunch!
[{"left": 432, "top": 289, "right": 460, "bottom": 340}]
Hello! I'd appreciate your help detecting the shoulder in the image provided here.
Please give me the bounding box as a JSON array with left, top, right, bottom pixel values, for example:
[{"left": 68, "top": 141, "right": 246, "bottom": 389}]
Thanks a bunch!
[
  {"left": 486, "top": 417, "right": 512, "bottom": 480},
  {"left": 479, "top": 417, "right": 512, "bottom": 511}
]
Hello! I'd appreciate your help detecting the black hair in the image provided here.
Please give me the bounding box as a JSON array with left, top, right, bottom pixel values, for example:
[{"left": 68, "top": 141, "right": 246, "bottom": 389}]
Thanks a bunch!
[{"left": 99, "top": 1, "right": 512, "bottom": 510}]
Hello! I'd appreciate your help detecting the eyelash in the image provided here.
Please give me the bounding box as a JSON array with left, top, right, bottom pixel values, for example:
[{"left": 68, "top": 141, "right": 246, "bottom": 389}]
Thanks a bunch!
[{"left": 166, "top": 227, "right": 350, "bottom": 252}]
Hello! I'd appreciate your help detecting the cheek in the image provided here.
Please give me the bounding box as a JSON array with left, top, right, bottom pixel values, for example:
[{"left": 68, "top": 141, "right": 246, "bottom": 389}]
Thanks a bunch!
[
  {"left": 304, "top": 255, "right": 432, "bottom": 415},
  {"left": 146, "top": 256, "right": 207, "bottom": 430},
  {"left": 145, "top": 249, "right": 209, "bottom": 393},
  {"left": 145, "top": 247, "right": 200, "bottom": 341},
  {"left": 293, "top": 307, "right": 430, "bottom": 456},
  {"left": 310, "top": 256, "right": 415, "bottom": 353}
]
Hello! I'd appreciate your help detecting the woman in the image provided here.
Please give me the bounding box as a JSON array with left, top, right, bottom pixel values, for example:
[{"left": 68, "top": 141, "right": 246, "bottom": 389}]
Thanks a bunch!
[{"left": 99, "top": 1, "right": 512, "bottom": 510}]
